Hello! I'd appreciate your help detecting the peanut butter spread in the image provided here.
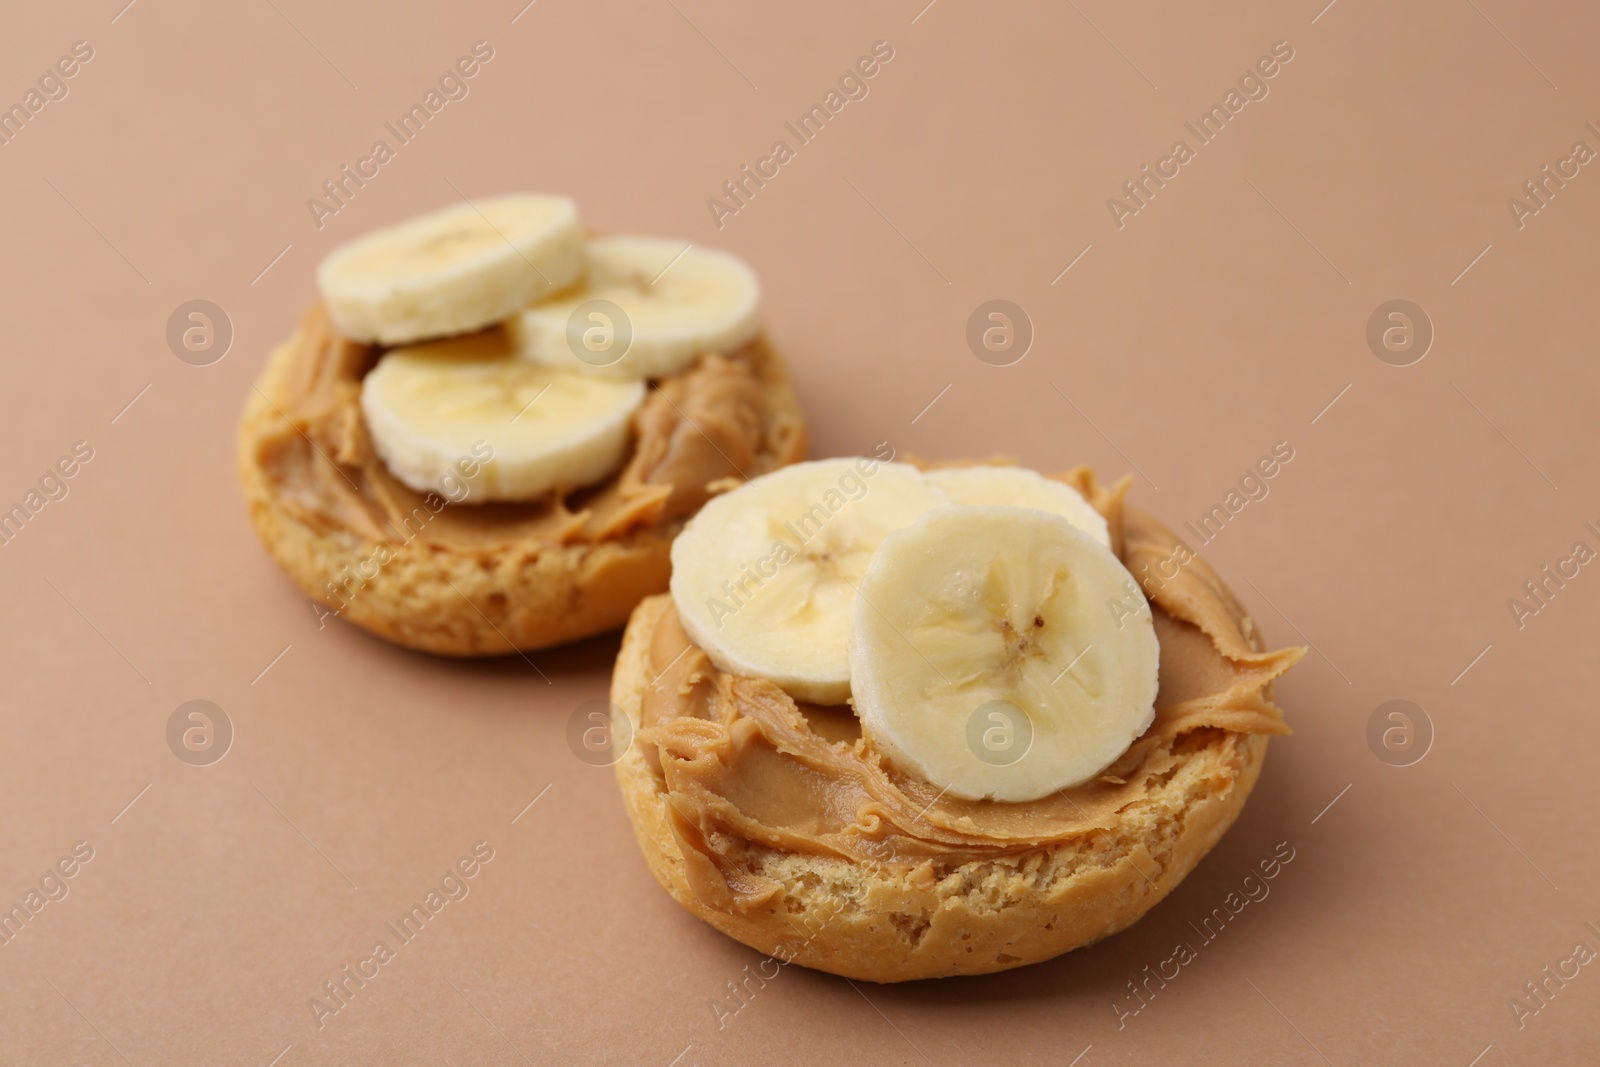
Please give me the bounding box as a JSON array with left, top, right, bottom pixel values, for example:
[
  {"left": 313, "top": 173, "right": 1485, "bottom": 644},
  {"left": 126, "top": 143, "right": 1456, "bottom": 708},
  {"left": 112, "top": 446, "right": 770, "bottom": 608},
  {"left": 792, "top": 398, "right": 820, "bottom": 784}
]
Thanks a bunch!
[
  {"left": 252, "top": 305, "right": 769, "bottom": 549},
  {"left": 635, "top": 475, "right": 1304, "bottom": 911}
]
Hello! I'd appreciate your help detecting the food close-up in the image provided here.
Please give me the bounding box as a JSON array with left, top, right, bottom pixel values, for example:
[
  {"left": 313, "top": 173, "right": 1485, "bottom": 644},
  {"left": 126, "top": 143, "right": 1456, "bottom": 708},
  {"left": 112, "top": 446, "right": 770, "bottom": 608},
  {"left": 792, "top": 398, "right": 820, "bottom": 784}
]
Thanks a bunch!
[
  {"left": 3, "top": 3, "right": 1596, "bottom": 1065},
  {"left": 238, "top": 196, "right": 806, "bottom": 654},
  {"left": 617, "top": 459, "right": 1301, "bottom": 981}
]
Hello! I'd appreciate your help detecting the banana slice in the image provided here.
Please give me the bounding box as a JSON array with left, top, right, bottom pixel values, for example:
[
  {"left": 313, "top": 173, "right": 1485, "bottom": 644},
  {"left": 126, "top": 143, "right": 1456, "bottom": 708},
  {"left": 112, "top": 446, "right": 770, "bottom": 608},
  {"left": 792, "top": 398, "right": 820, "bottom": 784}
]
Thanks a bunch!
[
  {"left": 318, "top": 194, "right": 583, "bottom": 345},
  {"left": 669, "top": 458, "right": 949, "bottom": 704},
  {"left": 849, "top": 507, "right": 1159, "bottom": 802},
  {"left": 511, "top": 236, "right": 760, "bottom": 379},
  {"left": 924, "top": 466, "right": 1109, "bottom": 546},
  {"left": 359, "top": 330, "right": 645, "bottom": 502}
]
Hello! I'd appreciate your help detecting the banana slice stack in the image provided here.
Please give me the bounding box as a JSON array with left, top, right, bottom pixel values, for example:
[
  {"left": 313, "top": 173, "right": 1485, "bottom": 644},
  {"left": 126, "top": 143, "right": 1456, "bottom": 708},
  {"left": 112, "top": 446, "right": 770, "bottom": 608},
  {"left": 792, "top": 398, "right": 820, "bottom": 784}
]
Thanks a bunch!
[
  {"left": 316, "top": 194, "right": 764, "bottom": 502},
  {"left": 669, "top": 460, "right": 1160, "bottom": 803}
]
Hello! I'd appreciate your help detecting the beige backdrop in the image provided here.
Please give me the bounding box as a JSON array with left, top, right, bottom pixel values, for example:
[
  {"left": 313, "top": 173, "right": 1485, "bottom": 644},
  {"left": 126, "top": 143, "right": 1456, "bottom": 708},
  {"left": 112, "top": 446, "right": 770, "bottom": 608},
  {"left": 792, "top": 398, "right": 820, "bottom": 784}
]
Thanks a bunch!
[{"left": 1, "top": 0, "right": 1596, "bottom": 1063}]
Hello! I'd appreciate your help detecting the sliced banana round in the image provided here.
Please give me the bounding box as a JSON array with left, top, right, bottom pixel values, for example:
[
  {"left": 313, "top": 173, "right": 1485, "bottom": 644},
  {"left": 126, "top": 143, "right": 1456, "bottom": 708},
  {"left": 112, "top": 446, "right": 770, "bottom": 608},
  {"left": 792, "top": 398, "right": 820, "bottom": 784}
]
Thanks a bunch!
[
  {"left": 849, "top": 506, "right": 1159, "bottom": 802},
  {"left": 510, "top": 236, "right": 760, "bottom": 379},
  {"left": 359, "top": 330, "right": 645, "bottom": 503},
  {"left": 670, "top": 458, "right": 949, "bottom": 705},
  {"left": 924, "top": 466, "right": 1109, "bottom": 546},
  {"left": 318, "top": 194, "right": 583, "bottom": 345}
]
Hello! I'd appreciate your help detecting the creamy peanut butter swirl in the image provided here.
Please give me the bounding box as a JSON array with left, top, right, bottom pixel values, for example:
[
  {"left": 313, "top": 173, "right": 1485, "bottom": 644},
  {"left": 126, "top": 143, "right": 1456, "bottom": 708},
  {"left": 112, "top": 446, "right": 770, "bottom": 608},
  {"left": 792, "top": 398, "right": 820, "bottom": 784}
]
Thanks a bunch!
[
  {"left": 635, "top": 471, "right": 1304, "bottom": 910},
  {"left": 251, "top": 305, "right": 770, "bottom": 549}
]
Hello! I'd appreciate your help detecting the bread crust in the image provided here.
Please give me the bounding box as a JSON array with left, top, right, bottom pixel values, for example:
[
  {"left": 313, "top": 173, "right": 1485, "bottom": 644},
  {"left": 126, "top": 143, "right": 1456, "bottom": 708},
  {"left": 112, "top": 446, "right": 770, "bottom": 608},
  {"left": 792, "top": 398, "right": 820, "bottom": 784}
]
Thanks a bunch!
[
  {"left": 236, "top": 336, "right": 807, "bottom": 656},
  {"left": 612, "top": 594, "right": 1271, "bottom": 983}
]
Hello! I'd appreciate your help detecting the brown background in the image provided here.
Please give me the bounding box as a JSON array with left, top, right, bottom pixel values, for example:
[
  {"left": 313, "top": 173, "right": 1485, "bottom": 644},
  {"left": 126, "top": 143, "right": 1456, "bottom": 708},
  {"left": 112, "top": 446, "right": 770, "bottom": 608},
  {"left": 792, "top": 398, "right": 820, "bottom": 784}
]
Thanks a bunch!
[{"left": 1, "top": 0, "right": 1596, "bottom": 1063}]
